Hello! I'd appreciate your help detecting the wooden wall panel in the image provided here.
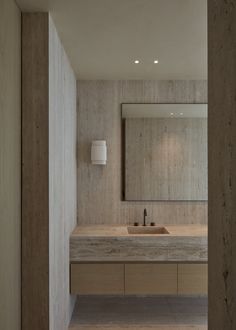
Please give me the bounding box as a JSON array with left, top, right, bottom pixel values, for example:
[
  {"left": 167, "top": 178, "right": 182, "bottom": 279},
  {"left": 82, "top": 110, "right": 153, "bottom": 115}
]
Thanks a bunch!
[
  {"left": 125, "top": 118, "right": 207, "bottom": 201},
  {"left": 22, "top": 13, "right": 49, "bottom": 330},
  {"left": 22, "top": 13, "right": 77, "bottom": 330},
  {"left": 77, "top": 80, "right": 208, "bottom": 225},
  {"left": 208, "top": 0, "right": 236, "bottom": 329},
  {"left": 0, "top": 1, "right": 21, "bottom": 329}
]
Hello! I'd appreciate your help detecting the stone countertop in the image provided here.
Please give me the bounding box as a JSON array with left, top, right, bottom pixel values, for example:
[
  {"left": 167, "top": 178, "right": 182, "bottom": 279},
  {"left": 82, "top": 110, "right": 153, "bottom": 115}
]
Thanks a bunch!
[{"left": 70, "top": 225, "right": 207, "bottom": 263}]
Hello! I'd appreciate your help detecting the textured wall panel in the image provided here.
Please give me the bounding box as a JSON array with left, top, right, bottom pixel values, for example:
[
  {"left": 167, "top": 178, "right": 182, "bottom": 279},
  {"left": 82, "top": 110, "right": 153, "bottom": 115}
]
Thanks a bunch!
[{"left": 77, "top": 80, "right": 207, "bottom": 225}]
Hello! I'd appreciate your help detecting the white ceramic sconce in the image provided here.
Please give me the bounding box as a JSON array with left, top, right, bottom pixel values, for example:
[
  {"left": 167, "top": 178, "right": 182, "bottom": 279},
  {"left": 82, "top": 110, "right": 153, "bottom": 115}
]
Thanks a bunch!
[{"left": 91, "top": 140, "right": 107, "bottom": 165}]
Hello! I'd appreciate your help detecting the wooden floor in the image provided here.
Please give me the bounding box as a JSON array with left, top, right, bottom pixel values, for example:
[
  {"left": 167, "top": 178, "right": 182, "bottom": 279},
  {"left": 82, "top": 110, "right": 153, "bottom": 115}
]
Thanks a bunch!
[{"left": 69, "top": 296, "right": 207, "bottom": 330}]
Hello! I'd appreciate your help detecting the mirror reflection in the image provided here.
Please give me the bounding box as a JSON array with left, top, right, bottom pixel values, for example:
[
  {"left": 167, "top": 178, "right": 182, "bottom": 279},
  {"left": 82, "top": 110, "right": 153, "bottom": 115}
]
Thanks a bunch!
[{"left": 122, "top": 104, "right": 208, "bottom": 201}]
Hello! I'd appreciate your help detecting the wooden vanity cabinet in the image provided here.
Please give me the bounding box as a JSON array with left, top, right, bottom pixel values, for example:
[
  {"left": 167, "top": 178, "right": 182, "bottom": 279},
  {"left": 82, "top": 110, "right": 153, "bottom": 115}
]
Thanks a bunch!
[
  {"left": 70, "top": 263, "right": 124, "bottom": 295},
  {"left": 178, "top": 263, "right": 208, "bottom": 295},
  {"left": 70, "top": 262, "right": 207, "bottom": 295},
  {"left": 125, "top": 264, "right": 178, "bottom": 294}
]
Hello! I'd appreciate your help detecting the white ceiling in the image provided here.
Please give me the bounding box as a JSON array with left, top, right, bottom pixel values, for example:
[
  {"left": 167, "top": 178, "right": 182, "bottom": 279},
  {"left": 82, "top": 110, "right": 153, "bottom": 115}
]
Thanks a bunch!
[{"left": 16, "top": 0, "right": 207, "bottom": 80}]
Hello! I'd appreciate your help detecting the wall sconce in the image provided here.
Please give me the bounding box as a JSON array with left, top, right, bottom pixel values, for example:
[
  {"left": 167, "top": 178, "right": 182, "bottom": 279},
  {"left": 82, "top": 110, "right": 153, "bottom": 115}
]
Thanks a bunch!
[{"left": 91, "top": 140, "right": 107, "bottom": 165}]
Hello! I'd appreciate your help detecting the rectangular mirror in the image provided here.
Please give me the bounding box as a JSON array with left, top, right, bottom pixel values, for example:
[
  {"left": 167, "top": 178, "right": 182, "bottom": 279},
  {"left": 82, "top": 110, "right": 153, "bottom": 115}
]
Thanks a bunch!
[{"left": 122, "top": 104, "right": 208, "bottom": 201}]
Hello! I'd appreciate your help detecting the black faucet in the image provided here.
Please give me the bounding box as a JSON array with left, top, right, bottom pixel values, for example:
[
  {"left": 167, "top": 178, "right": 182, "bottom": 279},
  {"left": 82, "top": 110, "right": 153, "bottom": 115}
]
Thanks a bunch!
[{"left": 143, "top": 208, "right": 147, "bottom": 226}]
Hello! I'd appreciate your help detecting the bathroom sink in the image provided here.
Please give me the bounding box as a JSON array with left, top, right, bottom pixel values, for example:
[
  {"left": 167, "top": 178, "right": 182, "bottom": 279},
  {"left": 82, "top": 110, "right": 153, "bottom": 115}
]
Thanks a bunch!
[{"left": 127, "top": 226, "right": 169, "bottom": 235}]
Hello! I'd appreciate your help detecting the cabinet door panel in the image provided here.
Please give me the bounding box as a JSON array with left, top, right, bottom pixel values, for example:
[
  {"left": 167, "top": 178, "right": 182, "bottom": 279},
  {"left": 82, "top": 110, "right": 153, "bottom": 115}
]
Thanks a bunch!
[
  {"left": 178, "top": 264, "right": 208, "bottom": 295},
  {"left": 71, "top": 263, "right": 124, "bottom": 295},
  {"left": 125, "top": 264, "right": 177, "bottom": 295}
]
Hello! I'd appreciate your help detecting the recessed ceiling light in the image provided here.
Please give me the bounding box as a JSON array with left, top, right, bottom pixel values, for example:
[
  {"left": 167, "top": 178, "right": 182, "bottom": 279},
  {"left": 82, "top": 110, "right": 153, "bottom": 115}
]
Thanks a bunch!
[
  {"left": 170, "top": 113, "right": 174, "bottom": 116},
  {"left": 134, "top": 60, "right": 140, "bottom": 64},
  {"left": 180, "top": 113, "right": 183, "bottom": 116},
  {"left": 154, "top": 60, "right": 159, "bottom": 64}
]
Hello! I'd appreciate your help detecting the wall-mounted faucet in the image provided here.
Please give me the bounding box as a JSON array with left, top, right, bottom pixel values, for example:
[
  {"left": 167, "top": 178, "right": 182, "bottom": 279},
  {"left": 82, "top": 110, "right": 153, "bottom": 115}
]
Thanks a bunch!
[{"left": 143, "top": 208, "right": 147, "bottom": 226}]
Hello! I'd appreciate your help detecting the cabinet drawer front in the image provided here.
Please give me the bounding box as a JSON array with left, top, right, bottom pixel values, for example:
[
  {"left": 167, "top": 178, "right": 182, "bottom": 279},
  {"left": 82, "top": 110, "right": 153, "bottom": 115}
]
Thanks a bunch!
[
  {"left": 178, "top": 264, "right": 208, "bottom": 295},
  {"left": 125, "top": 264, "right": 177, "bottom": 295},
  {"left": 71, "top": 263, "right": 124, "bottom": 295}
]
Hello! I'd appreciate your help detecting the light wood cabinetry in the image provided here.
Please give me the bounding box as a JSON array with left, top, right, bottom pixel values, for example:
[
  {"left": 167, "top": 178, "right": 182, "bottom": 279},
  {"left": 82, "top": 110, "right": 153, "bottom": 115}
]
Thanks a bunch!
[
  {"left": 70, "top": 263, "right": 125, "bottom": 295},
  {"left": 125, "top": 264, "right": 178, "bottom": 295},
  {"left": 178, "top": 264, "right": 208, "bottom": 295},
  {"left": 70, "top": 263, "right": 207, "bottom": 295}
]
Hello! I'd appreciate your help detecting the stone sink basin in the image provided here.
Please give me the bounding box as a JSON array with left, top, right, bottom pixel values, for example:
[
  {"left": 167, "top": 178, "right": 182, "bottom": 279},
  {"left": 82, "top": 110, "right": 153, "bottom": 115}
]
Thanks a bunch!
[{"left": 127, "top": 226, "right": 170, "bottom": 235}]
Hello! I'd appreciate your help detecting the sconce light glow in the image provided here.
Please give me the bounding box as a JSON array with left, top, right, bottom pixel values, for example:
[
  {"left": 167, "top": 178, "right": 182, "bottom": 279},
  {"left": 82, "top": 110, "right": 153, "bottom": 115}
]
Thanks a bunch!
[
  {"left": 134, "top": 60, "right": 140, "bottom": 64},
  {"left": 154, "top": 60, "right": 159, "bottom": 64},
  {"left": 91, "top": 140, "right": 107, "bottom": 165}
]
